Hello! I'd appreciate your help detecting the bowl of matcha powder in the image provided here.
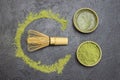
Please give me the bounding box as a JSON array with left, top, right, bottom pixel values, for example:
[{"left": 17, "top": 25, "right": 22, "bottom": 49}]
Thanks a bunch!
[
  {"left": 76, "top": 41, "right": 102, "bottom": 67},
  {"left": 73, "top": 8, "right": 99, "bottom": 33}
]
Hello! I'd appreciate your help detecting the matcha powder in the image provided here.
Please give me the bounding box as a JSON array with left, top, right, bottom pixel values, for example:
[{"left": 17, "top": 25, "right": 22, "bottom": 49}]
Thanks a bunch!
[
  {"left": 77, "top": 11, "right": 96, "bottom": 31},
  {"left": 77, "top": 41, "right": 102, "bottom": 66},
  {"left": 73, "top": 8, "right": 99, "bottom": 33},
  {"left": 15, "top": 10, "right": 71, "bottom": 74}
]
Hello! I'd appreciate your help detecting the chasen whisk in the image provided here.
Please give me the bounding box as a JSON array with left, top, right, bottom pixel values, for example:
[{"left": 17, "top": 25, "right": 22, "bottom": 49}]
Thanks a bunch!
[{"left": 27, "top": 30, "right": 68, "bottom": 52}]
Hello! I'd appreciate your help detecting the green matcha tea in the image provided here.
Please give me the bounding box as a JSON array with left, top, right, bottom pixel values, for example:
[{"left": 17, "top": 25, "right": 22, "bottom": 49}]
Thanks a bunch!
[
  {"left": 73, "top": 8, "right": 99, "bottom": 33},
  {"left": 76, "top": 41, "right": 102, "bottom": 67}
]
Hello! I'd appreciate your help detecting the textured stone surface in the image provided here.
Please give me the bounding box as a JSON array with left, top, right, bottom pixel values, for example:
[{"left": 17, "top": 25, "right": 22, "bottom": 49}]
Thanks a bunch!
[{"left": 0, "top": 0, "right": 120, "bottom": 80}]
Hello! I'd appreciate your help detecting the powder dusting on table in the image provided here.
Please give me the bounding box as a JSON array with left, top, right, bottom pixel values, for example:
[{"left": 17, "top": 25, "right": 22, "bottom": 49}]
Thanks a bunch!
[{"left": 15, "top": 10, "right": 71, "bottom": 74}]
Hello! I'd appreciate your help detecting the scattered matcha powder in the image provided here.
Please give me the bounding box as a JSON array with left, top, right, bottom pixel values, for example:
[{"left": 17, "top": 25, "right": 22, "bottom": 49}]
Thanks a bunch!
[{"left": 15, "top": 10, "right": 71, "bottom": 74}]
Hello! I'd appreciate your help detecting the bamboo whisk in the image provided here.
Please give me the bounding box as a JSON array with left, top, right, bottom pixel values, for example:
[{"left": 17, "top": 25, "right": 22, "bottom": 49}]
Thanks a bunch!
[{"left": 27, "top": 30, "right": 68, "bottom": 52}]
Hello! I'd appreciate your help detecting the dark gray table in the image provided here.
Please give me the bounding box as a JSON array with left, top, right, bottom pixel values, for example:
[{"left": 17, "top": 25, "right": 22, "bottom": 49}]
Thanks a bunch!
[{"left": 0, "top": 0, "right": 120, "bottom": 80}]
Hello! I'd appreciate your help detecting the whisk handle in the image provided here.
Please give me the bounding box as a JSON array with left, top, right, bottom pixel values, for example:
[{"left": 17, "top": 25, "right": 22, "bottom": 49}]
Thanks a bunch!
[{"left": 50, "top": 37, "right": 68, "bottom": 45}]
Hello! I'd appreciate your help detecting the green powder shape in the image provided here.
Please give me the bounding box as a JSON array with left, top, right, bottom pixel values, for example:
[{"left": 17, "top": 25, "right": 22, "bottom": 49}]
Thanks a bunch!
[
  {"left": 77, "top": 41, "right": 101, "bottom": 66},
  {"left": 15, "top": 10, "right": 71, "bottom": 74}
]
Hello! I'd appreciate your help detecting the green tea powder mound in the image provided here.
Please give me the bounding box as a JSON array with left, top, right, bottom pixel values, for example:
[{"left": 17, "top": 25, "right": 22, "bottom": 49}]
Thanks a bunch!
[{"left": 77, "top": 41, "right": 102, "bottom": 67}]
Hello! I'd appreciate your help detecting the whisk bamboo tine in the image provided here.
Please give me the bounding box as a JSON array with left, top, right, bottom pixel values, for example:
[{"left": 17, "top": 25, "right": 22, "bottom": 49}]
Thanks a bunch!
[
  {"left": 28, "top": 44, "right": 40, "bottom": 52},
  {"left": 27, "top": 30, "right": 49, "bottom": 52},
  {"left": 28, "top": 42, "right": 49, "bottom": 52},
  {"left": 28, "top": 43, "right": 49, "bottom": 52},
  {"left": 28, "top": 30, "right": 48, "bottom": 37}
]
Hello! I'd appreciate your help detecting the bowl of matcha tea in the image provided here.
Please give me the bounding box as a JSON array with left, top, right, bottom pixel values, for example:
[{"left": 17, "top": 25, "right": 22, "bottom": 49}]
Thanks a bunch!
[{"left": 73, "top": 8, "right": 99, "bottom": 33}]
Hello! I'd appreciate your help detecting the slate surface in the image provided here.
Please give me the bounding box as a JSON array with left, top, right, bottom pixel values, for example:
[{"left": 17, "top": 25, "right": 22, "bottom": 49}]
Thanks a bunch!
[{"left": 0, "top": 0, "right": 120, "bottom": 80}]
